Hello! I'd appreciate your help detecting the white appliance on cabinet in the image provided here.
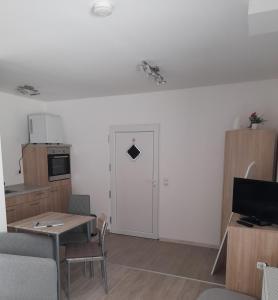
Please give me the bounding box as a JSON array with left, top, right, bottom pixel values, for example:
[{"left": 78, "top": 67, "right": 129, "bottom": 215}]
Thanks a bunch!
[{"left": 28, "top": 113, "right": 64, "bottom": 144}]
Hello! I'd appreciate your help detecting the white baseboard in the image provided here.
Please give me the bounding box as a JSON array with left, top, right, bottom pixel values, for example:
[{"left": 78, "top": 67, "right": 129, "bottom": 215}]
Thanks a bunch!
[{"left": 159, "top": 237, "right": 219, "bottom": 249}]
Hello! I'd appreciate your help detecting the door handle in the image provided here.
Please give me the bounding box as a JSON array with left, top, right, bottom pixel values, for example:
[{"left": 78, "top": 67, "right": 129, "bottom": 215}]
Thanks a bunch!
[{"left": 145, "top": 179, "right": 157, "bottom": 187}]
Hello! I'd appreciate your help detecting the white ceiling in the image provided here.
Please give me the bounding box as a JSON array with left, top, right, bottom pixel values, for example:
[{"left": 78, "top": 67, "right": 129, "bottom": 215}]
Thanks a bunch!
[{"left": 1, "top": 0, "right": 278, "bottom": 101}]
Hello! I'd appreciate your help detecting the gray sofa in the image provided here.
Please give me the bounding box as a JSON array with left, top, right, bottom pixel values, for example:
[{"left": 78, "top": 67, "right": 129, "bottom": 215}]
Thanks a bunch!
[
  {"left": 0, "top": 232, "right": 58, "bottom": 300},
  {"left": 198, "top": 288, "right": 257, "bottom": 300}
]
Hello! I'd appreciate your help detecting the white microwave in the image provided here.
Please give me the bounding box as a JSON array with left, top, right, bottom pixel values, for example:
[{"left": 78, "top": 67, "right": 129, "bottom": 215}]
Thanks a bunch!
[{"left": 28, "top": 113, "right": 64, "bottom": 144}]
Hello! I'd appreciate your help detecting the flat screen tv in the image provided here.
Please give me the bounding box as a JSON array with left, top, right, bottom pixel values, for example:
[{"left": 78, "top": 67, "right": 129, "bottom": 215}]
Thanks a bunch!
[{"left": 232, "top": 177, "right": 278, "bottom": 225}]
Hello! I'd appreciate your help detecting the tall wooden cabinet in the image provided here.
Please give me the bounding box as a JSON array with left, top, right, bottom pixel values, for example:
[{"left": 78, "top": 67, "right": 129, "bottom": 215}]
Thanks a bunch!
[
  {"left": 22, "top": 144, "right": 72, "bottom": 213},
  {"left": 221, "top": 129, "right": 277, "bottom": 239}
]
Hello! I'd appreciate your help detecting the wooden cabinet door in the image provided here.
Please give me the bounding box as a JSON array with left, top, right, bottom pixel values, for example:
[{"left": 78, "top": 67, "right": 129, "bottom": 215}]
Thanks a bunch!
[
  {"left": 43, "top": 193, "right": 54, "bottom": 212},
  {"left": 49, "top": 180, "right": 72, "bottom": 212},
  {"left": 6, "top": 204, "right": 24, "bottom": 224},
  {"left": 61, "top": 179, "right": 72, "bottom": 212},
  {"left": 49, "top": 184, "right": 62, "bottom": 212},
  {"left": 24, "top": 199, "right": 42, "bottom": 218},
  {"left": 6, "top": 195, "right": 28, "bottom": 223},
  {"left": 29, "top": 190, "right": 51, "bottom": 213}
]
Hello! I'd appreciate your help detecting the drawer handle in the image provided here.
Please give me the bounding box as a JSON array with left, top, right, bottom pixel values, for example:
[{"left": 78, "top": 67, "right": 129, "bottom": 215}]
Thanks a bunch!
[
  {"left": 7, "top": 208, "right": 16, "bottom": 212},
  {"left": 30, "top": 202, "right": 40, "bottom": 206}
]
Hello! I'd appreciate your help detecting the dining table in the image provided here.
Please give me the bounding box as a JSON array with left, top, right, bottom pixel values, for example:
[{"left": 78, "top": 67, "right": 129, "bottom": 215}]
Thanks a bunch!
[{"left": 8, "top": 211, "right": 95, "bottom": 300}]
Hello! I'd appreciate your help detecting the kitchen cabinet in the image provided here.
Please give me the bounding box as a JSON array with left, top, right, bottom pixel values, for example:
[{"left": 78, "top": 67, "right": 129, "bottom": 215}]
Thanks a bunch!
[
  {"left": 23, "top": 145, "right": 49, "bottom": 186},
  {"left": 5, "top": 194, "right": 27, "bottom": 224},
  {"left": 5, "top": 180, "right": 72, "bottom": 224},
  {"left": 49, "top": 179, "right": 71, "bottom": 212}
]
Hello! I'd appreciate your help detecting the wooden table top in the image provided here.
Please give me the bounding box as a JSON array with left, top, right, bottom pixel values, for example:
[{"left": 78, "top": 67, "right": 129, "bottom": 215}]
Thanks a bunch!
[{"left": 8, "top": 211, "right": 95, "bottom": 236}]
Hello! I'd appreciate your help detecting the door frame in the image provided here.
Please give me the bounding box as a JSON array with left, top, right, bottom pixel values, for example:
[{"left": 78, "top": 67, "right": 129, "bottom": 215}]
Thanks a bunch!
[{"left": 109, "top": 124, "right": 159, "bottom": 239}]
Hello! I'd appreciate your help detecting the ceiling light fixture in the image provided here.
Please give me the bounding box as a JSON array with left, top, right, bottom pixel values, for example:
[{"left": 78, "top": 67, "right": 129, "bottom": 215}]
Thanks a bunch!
[
  {"left": 139, "top": 61, "right": 167, "bottom": 86},
  {"left": 16, "top": 85, "right": 40, "bottom": 96},
  {"left": 92, "top": 0, "right": 114, "bottom": 17}
]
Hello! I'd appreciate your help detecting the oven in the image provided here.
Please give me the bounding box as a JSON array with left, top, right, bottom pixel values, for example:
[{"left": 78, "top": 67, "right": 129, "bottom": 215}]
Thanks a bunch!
[{"left": 47, "top": 147, "right": 71, "bottom": 182}]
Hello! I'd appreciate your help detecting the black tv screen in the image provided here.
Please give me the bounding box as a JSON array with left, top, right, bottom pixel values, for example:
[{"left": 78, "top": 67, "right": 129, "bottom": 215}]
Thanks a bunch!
[{"left": 232, "top": 177, "right": 278, "bottom": 225}]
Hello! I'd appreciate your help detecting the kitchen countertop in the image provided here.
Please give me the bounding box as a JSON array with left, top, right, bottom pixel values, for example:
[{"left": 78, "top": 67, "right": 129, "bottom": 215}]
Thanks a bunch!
[{"left": 5, "top": 184, "right": 50, "bottom": 199}]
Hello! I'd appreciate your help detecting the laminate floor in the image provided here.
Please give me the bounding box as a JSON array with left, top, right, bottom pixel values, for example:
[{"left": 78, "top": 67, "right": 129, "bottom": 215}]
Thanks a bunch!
[
  {"left": 61, "top": 233, "right": 225, "bottom": 300},
  {"left": 61, "top": 263, "right": 220, "bottom": 300},
  {"left": 107, "top": 234, "right": 225, "bottom": 285}
]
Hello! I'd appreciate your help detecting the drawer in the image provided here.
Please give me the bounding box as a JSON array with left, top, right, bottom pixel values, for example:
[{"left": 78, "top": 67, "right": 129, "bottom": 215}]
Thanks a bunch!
[
  {"left": 6, "top": 194, "right": 28, "bottom": 207},
  {"left": 29, "top": 190, "right": 49, "bottom": 200}
]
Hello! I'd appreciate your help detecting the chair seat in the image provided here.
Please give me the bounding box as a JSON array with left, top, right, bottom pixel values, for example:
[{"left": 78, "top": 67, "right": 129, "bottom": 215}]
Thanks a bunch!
[
  {"left": 198, "top": 288, "right": 257, "bottom": 300},
  {"left": 66, "top": 241, "right": 102, "bottom": 259}
]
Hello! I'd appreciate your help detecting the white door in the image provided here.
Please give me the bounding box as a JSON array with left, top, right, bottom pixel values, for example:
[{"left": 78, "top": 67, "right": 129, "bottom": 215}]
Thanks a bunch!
[{"left": 110, "top": 124, "right": 159, "bottom": 239}]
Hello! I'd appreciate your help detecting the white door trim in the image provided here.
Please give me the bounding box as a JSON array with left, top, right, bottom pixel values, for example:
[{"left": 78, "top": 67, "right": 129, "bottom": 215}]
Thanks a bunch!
[{"left": 109, "top": 124, "right": 159, "bottom": 239}]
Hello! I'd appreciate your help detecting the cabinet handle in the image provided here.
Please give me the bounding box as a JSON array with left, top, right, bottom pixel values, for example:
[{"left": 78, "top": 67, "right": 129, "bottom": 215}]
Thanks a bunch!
[{"left": 30, "top": 202, "right": 40, "bottom": 206}]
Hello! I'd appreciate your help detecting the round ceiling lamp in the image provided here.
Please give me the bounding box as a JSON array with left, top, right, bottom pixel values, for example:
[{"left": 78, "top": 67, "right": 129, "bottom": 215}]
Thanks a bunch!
[{"left": 92, "top": 0, "right": 114, "bottom": 17}]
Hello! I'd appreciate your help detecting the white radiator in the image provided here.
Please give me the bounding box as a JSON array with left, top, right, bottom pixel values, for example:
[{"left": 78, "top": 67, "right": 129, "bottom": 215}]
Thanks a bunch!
[{"left": 262, "top": 266, "right": 278, "bottom": 300}]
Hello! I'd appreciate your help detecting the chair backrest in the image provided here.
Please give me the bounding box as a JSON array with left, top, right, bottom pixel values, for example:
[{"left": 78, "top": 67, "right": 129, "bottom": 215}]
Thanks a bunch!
[
  {"left": 68, "top": 194, "right": 90, "bottom": 216},
  {"left": 97, "top": 213, "right": 108, "bottom": 256}
]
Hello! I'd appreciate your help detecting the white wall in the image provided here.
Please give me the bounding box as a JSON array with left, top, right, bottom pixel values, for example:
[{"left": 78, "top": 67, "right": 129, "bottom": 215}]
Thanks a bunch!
[
  {"left": 0, "top": 92, "right": 45, "bottom": 185},
  {"left": 0, "top": 137, "right": 7, "bottom": 232},
  {"left": 46, "top": 79, "right": 278, "bottom": 247}
]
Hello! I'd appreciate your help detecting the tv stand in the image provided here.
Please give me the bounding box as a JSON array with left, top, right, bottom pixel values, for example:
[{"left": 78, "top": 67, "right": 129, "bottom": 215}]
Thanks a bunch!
[
  {"left": 240, "top": 216, "right": 272, "bottom": 226},
  {"left": 226, "top": 214, "right": 278, "bottom": 298}
]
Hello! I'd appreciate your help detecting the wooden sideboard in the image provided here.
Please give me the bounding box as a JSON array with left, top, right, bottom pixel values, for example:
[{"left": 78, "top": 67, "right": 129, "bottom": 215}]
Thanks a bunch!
[{"left": 226, "top": 215, "right": 278, "bottom": 298}]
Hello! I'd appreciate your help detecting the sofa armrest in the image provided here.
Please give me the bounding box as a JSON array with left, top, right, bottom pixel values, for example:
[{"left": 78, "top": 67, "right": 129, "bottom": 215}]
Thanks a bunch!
[
  {"left": 0, "top": 253, "right": 57, "bottom": 300},
  {"left": 0, "top": 232, "right": 55, "bottom": 259}
]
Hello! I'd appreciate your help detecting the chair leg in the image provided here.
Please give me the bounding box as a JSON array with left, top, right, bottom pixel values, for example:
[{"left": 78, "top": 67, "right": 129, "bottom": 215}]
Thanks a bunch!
[
  {"left": 100, "top": 260, "right": 104, "bottom": 279},
  {"left": 98, "top": 231, "right": 101, "bottom": 246},
  {"left": 84, "top": 261, "right": 87, "bottom": 276},
  {"left": 90, "top": 261, "right": 94, "bottom": 278},
  {"left": 67, "top": 262, "right": 71, "bottom": 299},
  {"left": 103, "top": 258, "right": 108, "bottom": 294}
]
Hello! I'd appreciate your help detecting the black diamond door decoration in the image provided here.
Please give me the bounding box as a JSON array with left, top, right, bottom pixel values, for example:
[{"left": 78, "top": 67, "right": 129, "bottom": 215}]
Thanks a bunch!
[{"left": 127, "top": 145, "right": 141, "bottom": 160}]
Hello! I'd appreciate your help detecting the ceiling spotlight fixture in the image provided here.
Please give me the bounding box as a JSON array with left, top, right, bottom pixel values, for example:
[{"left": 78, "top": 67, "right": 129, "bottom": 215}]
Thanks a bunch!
[
  {"left": 16, "top": 85, "right": 40, "bottom": 96},
  {"left": 139, "top": 61, "right": 167, "bottom": 86},
  {"left": 92, "top": 0, "right": 114, "bottom": 17}
]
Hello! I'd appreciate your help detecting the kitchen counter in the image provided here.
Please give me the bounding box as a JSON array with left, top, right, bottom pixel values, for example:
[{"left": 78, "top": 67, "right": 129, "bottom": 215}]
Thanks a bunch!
[{"left": 5, "top": 184, "right": 50, "bottom": 199}]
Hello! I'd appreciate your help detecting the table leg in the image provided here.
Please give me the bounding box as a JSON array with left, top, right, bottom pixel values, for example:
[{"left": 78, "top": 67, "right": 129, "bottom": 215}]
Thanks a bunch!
[
  {"left": 54, "top": 234, "right": 61, "bottom": 300},
  {"left": 87, "top": 222, "right": 91, "bottom": 241}
]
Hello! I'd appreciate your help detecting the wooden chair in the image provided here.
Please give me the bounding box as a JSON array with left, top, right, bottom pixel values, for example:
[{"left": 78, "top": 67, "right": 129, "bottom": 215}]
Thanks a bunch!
[{"left": 65, "top": 214, "right": 108, "bottom": 298}]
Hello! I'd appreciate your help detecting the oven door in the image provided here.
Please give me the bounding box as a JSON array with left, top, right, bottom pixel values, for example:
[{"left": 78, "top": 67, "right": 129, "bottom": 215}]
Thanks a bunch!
[{"left": 48, "top": 154, "right": 71, "bottom": 181}]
